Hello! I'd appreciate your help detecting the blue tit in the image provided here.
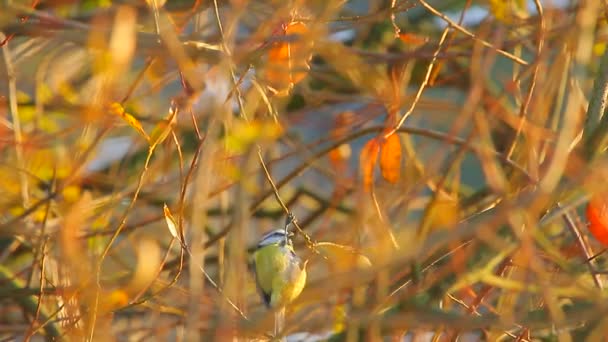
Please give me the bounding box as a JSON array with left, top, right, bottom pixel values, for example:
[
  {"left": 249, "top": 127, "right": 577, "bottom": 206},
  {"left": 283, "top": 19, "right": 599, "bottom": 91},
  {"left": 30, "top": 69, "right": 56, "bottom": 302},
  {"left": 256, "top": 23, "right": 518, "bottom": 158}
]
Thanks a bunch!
[{"left": 251, "top": 228, "right": 308, "bottom": 309}]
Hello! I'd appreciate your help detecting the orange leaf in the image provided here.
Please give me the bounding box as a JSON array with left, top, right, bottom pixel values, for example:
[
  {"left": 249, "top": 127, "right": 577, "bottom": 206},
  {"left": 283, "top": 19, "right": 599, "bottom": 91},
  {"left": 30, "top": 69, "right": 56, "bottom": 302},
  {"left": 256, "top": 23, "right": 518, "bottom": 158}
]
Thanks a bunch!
[
  {"left": 587, "top": 194, "right": 608, "bottom": 246},
  {"left": 397, "top": 32, "right": 428, "bottom": 47},
  {"left": 379, "top": 133, "right": 401, "bottom": 183},
  {"left": 329, "top": 144, "right": 351, "bottom": 174},
  {"left": 265, "top": 21, "right": 313, "bottom": 96},
  {"left": 360, "top": 138, "right": 380, "bottom": 191}
]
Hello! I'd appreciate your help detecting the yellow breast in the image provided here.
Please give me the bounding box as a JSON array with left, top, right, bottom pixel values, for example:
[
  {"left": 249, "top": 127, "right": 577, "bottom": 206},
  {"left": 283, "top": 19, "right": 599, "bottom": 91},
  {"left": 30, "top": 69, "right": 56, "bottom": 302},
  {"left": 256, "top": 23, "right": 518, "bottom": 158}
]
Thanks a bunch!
[{"left": 253, "top": 244, "right": 307, "bottom": 308}]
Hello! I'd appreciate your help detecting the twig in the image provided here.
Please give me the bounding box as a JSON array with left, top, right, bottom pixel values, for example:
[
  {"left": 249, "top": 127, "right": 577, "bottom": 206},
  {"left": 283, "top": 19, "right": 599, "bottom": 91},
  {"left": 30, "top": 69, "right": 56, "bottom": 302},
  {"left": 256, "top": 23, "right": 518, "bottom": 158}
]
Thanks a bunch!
[
  {"left": 559, "top": 204, "right": 603, "bottom": 289},
  {"left": 506, "top": 0, "right": 545, "bottom": 159},
  {"left": 584, "top": 46, "right": 608, "bottom": 160},
  {"left": 417, "top": 0, "right": 528, "bottom": 66},
  {"left": 257, "top": 148, "right": 319, "bottom": 253},
  {"left": 0, "top": 31, "right": 29, "bottom": 208},
  {"left": 387, "top": 27, "right": 449, "bottom": 135},
  {"left": 204, "top": 125, "right": 532, "bottom": 247},
  {"left": 174, "top": 235, "right": 249, "bottom": 320},
  {"left": 24, "top": 237, "right": 48, "bottom": 342}
]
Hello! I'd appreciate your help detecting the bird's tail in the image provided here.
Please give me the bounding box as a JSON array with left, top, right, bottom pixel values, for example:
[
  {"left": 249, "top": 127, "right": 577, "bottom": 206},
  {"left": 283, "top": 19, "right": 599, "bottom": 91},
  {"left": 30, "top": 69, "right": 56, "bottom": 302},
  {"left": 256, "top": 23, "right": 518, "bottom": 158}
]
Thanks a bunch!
[{"left": 274, "top": 306, "right": 286, "bottom": 341}]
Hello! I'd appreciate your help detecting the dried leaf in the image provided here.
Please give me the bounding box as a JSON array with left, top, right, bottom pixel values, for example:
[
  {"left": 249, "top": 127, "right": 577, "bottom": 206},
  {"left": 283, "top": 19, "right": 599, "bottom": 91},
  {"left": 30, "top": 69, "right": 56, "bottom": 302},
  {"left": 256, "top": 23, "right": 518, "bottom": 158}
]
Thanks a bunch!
[
  {"left": 360, "top": 138, "right": 380, "bottom": 191},
  {"left": 109, "top": 102, "right": 149, "bottom": 141},
  {"left": 163, "top": 203, "right": 179, "bottom": 239},
  {"left": 379, "top": 133, "right": 402, "bottom": 183},
  {"left": 149, "top": 103, "right": 178, "bottom": 149}
]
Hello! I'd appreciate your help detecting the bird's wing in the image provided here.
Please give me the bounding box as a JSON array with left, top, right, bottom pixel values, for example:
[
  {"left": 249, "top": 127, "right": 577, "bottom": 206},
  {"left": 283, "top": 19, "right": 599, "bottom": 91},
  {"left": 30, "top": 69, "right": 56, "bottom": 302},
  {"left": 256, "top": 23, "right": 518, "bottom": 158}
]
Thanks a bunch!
[{"left": 250, "top": 255, "right": 272, "bottom": 307}]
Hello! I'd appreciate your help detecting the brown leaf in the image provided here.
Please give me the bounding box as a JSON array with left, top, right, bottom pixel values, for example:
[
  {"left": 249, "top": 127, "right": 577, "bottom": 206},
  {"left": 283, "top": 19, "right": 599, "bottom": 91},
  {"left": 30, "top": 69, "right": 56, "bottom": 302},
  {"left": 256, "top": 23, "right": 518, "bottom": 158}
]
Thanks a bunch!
[
  {"left": 379, "top": 133, "right": 402, "bottom": 183},
  {"left": 360, "top": 138, "right": 380, "bottom": 191}
]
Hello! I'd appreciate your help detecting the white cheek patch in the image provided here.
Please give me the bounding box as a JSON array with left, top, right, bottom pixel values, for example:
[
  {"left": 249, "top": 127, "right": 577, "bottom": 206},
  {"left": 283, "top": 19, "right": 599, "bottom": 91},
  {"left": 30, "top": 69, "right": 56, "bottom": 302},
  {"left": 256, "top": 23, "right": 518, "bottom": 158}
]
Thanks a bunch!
[
  {"left": 257, "top": 229, "right": 285, "bottom": 248},
  {"left": 257, "top": 229, "right": 291, "bottom": 248}
]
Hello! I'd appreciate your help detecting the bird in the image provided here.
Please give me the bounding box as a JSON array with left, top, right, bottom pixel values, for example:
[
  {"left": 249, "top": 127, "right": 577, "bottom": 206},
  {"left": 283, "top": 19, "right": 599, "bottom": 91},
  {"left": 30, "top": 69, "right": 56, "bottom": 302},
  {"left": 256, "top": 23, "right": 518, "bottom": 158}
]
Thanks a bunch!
[{"left": 250, "top": 216, "right": 308, "bottom": 339}]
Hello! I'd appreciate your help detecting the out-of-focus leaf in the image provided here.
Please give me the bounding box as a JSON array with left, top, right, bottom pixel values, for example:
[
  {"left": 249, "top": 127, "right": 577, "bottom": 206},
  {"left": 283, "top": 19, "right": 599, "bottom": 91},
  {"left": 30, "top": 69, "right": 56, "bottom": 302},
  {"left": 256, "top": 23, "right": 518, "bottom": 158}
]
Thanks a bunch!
[
  {"left": 379, "top": 133, "right": 401, "bottom": 183},
  {"left": 317, "top": 41, "right": 390, "bottom": 97},
  {"left": 100, "top": 289, "right": 130, "bottom": 312},
  {"left": 314, "top": 242, "right": 372, "bottom": 272},
  {"left": 224, "top": 119, "right": 283, "bottom": 154},
  {"left": 109, "top": 6, "right": 137, "bottom": 76},
  {"left": 127, "top": 238, "right": 161, "bottom": 295},
  {"left": 109, "top": 102, "right": 149, "bottom": 141},
  {"left": 265, "top": 21, "right": 314, "bottom": 97},
  {"left": 61, "top": 192, "right": 94, "bottom": 275},
  {"left": 427, "top": 199, "right": 460, "bottom": 230},
  {"left": 397, "top": 32, "right": 428, "bottom": 46},
  {"left": 163, "top": 203, "right": 179, "bottom": 239},
  {"left": 586, "top": 193, "right": 608, "bottom": 246},
  {"left": 360, "top": 138, "right": 380, "bottom": 192},
  {"left": 489, "top": 0, "right": 528, "bottom": 24},
  {"left": 329, "top": 144, "right": 351, "bottom": 173},
  {"left": 145, "top": 0, "right": 167, "bottom": 9},
  {"left": 328, "top": 112, "right": 355, "bottom": 174}
]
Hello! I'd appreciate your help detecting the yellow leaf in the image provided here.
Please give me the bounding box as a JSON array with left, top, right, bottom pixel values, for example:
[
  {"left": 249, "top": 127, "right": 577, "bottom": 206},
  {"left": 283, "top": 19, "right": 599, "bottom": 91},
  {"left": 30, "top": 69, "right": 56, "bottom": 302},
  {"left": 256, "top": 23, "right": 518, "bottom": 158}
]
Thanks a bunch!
[
  {"left": 489, "top": 0, "right": 528, "bottom": 24},
  {"left": 379, "top": 133, "right": 402, "bottom": 183},
  {"left": 61, "top": 185, "right": 81, "bottom": 203},
  {"left": 428, "top": 199, "right": 460, "bottom": 230},
  {"left": 98, "top": 289, "right": 130, "bottom": 313},
  {"left": 224, "top": 120, "right": 282, "bottom": 154},
  {"left": 108, "top": 289, "right": 129, "bottom": 308},
  {"left": 594, "top": 41, "right": 606, "bottom": 57},
  {"left": 109, "top": 102, "right": 149, "bottom": 141}
]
